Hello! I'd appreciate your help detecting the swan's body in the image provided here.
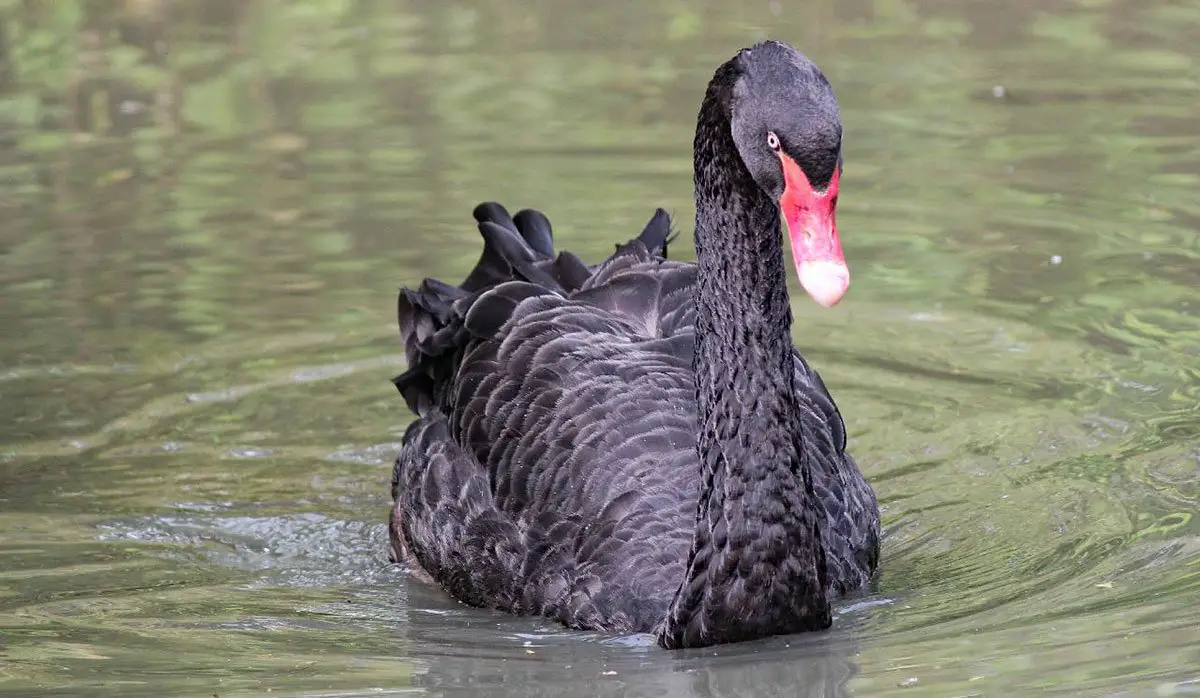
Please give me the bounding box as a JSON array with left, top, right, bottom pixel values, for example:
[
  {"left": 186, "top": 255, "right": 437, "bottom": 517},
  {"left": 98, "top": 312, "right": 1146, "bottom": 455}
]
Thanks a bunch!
[{"left": 389, "top": 41, "right": 881, "bottom": 649}]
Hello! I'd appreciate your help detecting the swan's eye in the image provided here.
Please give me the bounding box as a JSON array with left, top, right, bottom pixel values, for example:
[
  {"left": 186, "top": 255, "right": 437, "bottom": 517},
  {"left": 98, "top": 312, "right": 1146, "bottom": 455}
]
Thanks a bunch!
[{"left": 766, "top": 131, "right": 781, "bottom": 151}]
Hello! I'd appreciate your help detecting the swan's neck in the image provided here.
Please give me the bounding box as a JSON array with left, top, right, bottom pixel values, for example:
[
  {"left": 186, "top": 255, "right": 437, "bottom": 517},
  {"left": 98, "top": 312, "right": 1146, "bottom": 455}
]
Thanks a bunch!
[{"left": 658, "top": 80, "right": 831, "bottom": 649}]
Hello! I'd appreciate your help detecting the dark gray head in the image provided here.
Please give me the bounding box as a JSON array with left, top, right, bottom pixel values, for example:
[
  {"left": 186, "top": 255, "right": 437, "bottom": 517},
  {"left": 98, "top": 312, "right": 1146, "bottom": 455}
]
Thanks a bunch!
[
  {"left": 727, "top": 41, "right": 843, "bottom": 196},
  {"left": 715, "top": 40, "right": 849, "bottom": 307}
]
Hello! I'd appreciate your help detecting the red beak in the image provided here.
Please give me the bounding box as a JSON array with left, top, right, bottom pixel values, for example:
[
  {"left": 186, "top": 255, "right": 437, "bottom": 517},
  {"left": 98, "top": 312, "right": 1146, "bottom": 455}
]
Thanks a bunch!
[{"left": 778, "top": 153, "right": 848, "bottom": 307}]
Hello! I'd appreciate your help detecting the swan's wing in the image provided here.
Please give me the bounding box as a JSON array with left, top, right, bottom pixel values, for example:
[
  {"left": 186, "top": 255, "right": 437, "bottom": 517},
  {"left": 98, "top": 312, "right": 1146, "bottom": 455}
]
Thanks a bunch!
[
  {"left": 792, "top": 353, "right": 882, "bottom": 593},
  {"left": 392, "top": 203, "right": 698, "bottom": 631}
]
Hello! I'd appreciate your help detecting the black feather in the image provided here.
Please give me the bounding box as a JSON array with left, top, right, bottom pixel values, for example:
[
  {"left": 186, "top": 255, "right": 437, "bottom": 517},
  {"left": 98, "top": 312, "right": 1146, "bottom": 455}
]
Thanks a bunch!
[{"left": 513, "top": 208, "right": 555, "bottom": 258}]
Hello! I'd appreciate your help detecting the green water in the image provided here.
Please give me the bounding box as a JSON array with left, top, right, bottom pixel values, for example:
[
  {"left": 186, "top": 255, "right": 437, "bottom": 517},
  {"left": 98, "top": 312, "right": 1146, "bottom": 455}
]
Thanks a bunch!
[{"left": 1, "top": 0, "right": 1197, "bottom": 696}]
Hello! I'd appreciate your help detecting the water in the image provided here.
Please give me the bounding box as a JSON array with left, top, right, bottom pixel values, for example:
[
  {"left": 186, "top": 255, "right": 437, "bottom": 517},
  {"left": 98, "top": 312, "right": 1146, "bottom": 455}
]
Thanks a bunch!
[{"left": 1, "top": 0, "right": 1197, "bottom": 695}]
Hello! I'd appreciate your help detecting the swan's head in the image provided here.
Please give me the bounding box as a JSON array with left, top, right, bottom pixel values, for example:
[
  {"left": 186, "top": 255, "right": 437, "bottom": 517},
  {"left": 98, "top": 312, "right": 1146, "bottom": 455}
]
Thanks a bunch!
[{"left": 728, "top": 41, "right": 848, "bottom": 308}]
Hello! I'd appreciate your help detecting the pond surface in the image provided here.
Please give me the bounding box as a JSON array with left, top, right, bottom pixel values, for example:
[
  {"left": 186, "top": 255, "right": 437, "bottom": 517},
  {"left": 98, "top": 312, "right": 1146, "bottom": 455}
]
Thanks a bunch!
[{"left": 1, "top": 1, "right": 1198, "bottom": 696}]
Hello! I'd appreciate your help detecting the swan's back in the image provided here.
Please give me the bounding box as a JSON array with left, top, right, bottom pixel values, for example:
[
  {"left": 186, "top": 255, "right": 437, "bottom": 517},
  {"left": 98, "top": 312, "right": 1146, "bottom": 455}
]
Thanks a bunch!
[{"left": 390, "top": 203, "right": 879, "bottom": 633}]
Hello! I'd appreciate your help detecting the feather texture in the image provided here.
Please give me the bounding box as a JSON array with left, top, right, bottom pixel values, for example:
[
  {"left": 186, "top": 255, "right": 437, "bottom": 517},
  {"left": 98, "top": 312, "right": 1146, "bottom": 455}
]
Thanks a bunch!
[{"left": 389, "top": 40, "right": 881, "bottom": 650}]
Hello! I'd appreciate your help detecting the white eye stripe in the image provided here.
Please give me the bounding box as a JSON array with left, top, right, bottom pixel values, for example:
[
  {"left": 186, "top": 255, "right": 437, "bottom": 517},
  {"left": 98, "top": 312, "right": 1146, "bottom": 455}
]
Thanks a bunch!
[{"left": 766, "top": 131, "right": 780, "bottom": 150}]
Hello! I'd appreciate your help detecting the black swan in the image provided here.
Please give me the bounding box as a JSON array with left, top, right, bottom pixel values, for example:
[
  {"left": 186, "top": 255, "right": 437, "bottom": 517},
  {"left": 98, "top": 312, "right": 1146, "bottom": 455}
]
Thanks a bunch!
[{"left": 389, "top": 40, "right": 881, "bottom": 650}]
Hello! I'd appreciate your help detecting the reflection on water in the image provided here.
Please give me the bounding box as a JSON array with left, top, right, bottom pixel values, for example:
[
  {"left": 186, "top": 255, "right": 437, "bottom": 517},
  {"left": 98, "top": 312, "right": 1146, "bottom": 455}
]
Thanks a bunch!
[{"left": 1, "top": 0, "right": 1197, "bottom": 696}]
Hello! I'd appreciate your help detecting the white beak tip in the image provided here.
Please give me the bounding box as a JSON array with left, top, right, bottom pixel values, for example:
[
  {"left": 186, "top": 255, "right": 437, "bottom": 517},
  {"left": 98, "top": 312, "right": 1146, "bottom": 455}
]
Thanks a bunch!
[{"left": 798, "top": 261, "right": 850, "bottom": 308}]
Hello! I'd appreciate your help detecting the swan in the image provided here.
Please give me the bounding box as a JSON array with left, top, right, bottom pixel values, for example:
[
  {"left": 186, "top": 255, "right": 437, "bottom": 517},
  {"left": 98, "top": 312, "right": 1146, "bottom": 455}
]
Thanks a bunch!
[{"left": 388, "top": 40, "right": 881, "bottom": 649}]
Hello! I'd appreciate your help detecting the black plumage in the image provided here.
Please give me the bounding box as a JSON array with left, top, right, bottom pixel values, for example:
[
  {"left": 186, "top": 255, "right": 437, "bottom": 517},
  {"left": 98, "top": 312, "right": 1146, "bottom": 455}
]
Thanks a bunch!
[{"left": 389, "top": 40, "right": 881, "bottom": 650}]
